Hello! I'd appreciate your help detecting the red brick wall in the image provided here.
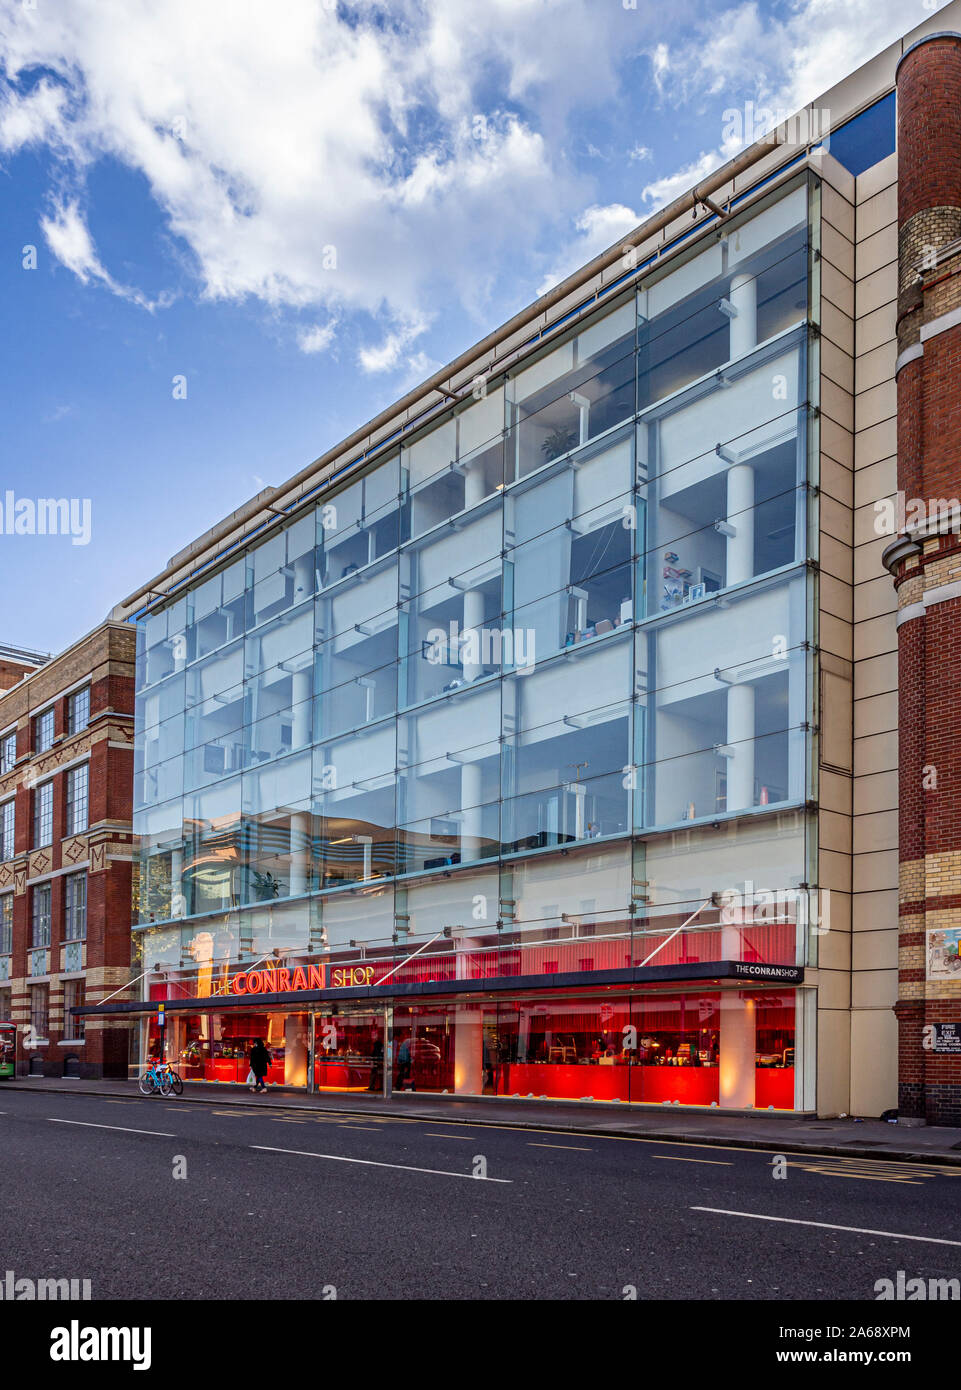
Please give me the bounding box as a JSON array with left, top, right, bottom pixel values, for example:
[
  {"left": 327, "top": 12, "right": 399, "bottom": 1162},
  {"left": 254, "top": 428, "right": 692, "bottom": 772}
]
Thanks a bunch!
[
  {"left": 0, "top": 623, "right": 136, "bottom": 1078},
  {"left": 898, "top": 35, "right": 961, "bottom": 224},
  {"left": 892, "top": 35, "right": 961, "bottom": 1124}
]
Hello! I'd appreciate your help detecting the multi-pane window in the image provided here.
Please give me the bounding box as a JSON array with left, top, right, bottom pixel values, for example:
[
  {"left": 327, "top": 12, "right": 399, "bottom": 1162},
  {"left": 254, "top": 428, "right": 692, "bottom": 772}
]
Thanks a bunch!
[
  {"left": 33, "top": 782, "right": 53, "bottom": 848},
  {"left": 29, "top": 983, "right": 48, "bottom": 1039},
  {"left": 63, "top": 978, "right": 85, "bottom": 1040},
  {"left": 0, "top": 800, "right": 14, "bottom": 861},
  {"left": 31, "top": 883, "right": 51, "bottom": 947},
  {"left": 0, "top": 895, "right": 12, "bottom": 954},
  {"left": 0, "top": 732, "right": 15, "bottom": 774},
  {"left": 34, "top": 708, "right": 54, "bottom": 753},
  {"left": 66, "top": 764, "right": 88, "bottom": 835},
  {"left": 67, "top": 687, "right": 90, "bottom": 736},
  {"left": 0, "top": 988, "right": 10, "bottom": 1021},
  {"left": 64, "top": 874, "right": 87, "bottom": 941}
]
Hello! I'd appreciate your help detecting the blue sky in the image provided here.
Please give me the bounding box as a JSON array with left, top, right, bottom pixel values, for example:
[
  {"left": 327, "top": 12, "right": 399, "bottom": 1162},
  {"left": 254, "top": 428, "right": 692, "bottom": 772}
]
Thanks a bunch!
[{"left": 0, "top": 0, "right": 924, "bottom": 652}]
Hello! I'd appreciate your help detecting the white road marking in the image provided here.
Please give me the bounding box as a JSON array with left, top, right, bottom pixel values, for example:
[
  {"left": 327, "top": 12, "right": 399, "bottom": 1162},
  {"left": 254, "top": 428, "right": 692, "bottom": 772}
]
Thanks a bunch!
[
  {"left": 691, "top": 1207, "right": 961, "bottom": 1245},
  {"left": 528, "top": 1142, "right": 593, "bottom": 1152},
  {"left": 252, "top": 1144, "right": 511, "bottom": 1182},
  {"left": 48, "top": 1119, "right": 175, "bottom": 1137},
  {"left": 654, "top": 1155, "right": 731, "bottom": 1165}
]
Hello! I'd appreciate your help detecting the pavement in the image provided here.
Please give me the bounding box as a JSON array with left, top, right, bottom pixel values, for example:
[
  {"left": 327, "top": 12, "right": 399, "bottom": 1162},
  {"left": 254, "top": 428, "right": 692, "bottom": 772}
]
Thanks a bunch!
[{"left": 6, "top": 1073, "right": 961, "bottom": 1164}]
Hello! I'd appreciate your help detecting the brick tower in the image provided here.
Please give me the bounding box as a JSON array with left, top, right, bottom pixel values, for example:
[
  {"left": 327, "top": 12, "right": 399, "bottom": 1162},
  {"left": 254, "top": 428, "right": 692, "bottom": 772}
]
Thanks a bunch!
[{"left": 884, "top": 32, "right": 961, "bottom": 1125}]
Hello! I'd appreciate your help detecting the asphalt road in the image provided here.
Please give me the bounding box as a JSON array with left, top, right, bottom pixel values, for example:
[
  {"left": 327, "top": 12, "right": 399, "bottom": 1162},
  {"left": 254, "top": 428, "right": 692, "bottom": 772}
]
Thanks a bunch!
[{"left": 2, "top": 1087, "right": 961, "bottom": 1301}]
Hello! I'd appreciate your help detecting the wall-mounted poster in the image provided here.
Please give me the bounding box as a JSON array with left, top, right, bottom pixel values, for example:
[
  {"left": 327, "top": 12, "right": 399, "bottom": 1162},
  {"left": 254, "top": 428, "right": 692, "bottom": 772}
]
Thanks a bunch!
[{"left": 926, "top": 926, "right": 961, "bottom": 981}]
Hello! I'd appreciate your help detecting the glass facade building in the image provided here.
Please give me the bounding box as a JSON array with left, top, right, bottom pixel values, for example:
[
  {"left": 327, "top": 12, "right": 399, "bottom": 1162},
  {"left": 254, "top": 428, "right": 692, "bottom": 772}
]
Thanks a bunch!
[{"left": 131, "top": 176, "right": 821, "bottom": 1109}]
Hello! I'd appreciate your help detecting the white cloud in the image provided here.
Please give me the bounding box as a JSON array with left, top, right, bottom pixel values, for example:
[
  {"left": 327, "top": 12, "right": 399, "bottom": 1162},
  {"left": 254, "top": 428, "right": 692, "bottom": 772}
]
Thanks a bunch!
[
  {"left": 636, "top": 0, "right": 912, "bottom": 212},
  {"left": 0, "top": 0, "right": 649, "bottom": 365},
  {"left": 358, "top": 315, "right": 431, "bottom": 375},
  {"left": 40, "top": 198, "right": 170, "bottom": 310},
  {"left": 649, "top": 43, "right": 671, "bottom": 94},
  {"left": 296, "top": 320, "right": 337, "bottom": 355},
  {"left": 639, "top": 149, "right": 733, "bottom": 213},
  {"left": 538, "top": 202, "right": 642, "bottom": 295},
  {"left": 0, "top": 0, "right": 920, "bottom": 373}
]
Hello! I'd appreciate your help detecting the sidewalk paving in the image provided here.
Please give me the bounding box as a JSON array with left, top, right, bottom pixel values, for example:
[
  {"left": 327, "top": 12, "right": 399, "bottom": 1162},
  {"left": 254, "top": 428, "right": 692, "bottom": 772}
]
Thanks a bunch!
[{"left": 7, "top": 1074, "right": 961, "bottom": 1165}]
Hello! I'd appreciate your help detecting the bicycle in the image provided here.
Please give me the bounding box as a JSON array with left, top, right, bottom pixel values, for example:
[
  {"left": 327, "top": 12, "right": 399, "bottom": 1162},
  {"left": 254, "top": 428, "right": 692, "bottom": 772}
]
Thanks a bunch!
[{"left": 138, "top": 1061, "right": 184, "bottom": 1097}]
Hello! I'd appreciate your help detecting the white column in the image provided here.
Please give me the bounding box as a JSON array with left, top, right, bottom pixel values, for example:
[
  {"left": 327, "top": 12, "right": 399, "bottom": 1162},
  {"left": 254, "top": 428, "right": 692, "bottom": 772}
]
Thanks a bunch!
[
  {"left": 454, "top": 933, "right": 482, "bottom": 981},
  {"left": 726, "top": 462, "right": 755, "bottom": 586},
  {"left": 291, "top": 667, "right": 311, "bottom": 749},
  {"left": 289, "top": 810, "right": 311, "bottom": 896},
  {"left": 453, "top": 1005, "right": 484, "bottom": 1094},
  {"left": 459, "top": 455, "right": 487, "bottom": 852},
  {"left": 463, "top": 457, "right": 486, "bottom": 512},
  {"left": 460, "top": 760, "right": 483, "bottom": 861},
  {"left": 724, "top": 449, "right": 756, "bottom": 813},
  {"left": 461, "top": 585, "right": 485, "bottom": 684},
  {"left": 567, "top": 780, "right": 587, "bottom": 840},
  {"left": 170, "top": 847, "right": 184, "bottom": 920},
  {"left": 719, "top": 992, "right": 756, "bottom": 1108},
  {"left": 729, "top": 271, "right": 757, "bottom": 360},
  {"left": 726, "top": 681, "right": 756, "bottom": 812},
  {"left": 354, "top": 834, "right": 373, "bottom": 882},
  {"left": 721, "top": 910, "right": 743, "bottom": 964}
]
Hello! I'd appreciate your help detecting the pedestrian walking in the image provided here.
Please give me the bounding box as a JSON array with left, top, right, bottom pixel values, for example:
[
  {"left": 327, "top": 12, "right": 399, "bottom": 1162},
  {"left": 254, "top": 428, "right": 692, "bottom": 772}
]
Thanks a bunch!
[{"left": 249, "top": 1038, "right": 271, "bottom": 1093}]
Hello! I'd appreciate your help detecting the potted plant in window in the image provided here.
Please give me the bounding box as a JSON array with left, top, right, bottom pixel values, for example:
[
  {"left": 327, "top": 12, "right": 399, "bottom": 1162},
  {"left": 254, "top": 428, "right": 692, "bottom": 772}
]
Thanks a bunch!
[{"left": 541, "top": 424, "right": 578, "bottom": 462}]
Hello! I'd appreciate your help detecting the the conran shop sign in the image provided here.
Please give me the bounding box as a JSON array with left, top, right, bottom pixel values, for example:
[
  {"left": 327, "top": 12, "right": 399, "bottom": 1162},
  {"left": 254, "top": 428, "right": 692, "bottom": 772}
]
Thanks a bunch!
[{"left": 224, "top": 963, "right": 385, "bottom": 996}]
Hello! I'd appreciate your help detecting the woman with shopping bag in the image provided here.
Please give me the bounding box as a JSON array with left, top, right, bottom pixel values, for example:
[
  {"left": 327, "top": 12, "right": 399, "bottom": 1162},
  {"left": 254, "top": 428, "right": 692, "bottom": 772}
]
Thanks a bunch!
[{"left": 248, "top": 1038, "right": 271, "bottom": 1093}]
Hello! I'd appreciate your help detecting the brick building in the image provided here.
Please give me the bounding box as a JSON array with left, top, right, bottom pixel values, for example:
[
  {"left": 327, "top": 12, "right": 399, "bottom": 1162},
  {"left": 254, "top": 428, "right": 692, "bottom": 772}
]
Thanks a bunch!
[
  {"left": 0, "top": 643, "right": 50, "bottom": 692},
  {"left": 882, "top": 32, "right": 961, "bottom": 1126},
  {"left": 0, "top": 622, "right": 136, "bottom": 1077}
]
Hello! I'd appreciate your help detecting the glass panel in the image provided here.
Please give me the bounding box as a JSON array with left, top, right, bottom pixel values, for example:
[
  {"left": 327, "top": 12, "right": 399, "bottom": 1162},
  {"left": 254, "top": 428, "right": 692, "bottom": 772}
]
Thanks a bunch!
[
  {"left": 508, "top": 306, "right": 636, "bottom": 481},
  {"left": 315, "top": 1011, "right": 385, "bottom": 1093},
  {"left": 393, "top": 1003, "right": 455, "bottom": 1092},
  {"left": 315, "top": 560, "right": 397, "bottom": 643},
  {"left": 183, "top": 778, "right": 242, "bottom": 916},
  {"left": 319, "top": 888, "right": 394, "bottom": 953},
  {"left": 638, "top": 576, "right": 807, "bottom": 828},
  {"left": 401, "top": 552, "right": 503, "bottom": 706},
  {"left": 314, "top": 726, "right": 396, "bottom": 889},
  {"left": 317, "top": 661, "right": 398, "bottom": 742},
  {"left": 639, "top": 812, "right": 807, "bottom": 967},
  {"left": 397, "top": 686, "right": 500, "bottom": 856},
  {"left": 502, "top": 642, "right": 633, "bottom": 850},
  {"left": 247, "top": 513, "right": 317, "bottom": 629},
  {"left": 188, "top": 559, "right": 246, "bottom": 661},
  {"left": 137, "top": 597, "right": 187, "bottom": 690},
  {"left": 496, "top": 994, "right": 635, "bottom": 1100},
  {"left": 319, "top": 461, "right": 402, "bottom": 584}
]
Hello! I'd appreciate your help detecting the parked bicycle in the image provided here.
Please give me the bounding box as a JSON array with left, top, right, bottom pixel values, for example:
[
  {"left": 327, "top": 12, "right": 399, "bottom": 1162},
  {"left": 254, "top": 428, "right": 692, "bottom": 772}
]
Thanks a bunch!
[{"left": 138, "top": 1060, "right": 184, "bottom": 1097}]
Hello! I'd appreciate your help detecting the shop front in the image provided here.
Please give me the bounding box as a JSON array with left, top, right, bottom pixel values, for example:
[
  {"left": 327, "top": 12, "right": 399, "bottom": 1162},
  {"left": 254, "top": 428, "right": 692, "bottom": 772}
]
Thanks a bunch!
[{"left": 137, "top": 976, "right": 803, "bottom": 1111}]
